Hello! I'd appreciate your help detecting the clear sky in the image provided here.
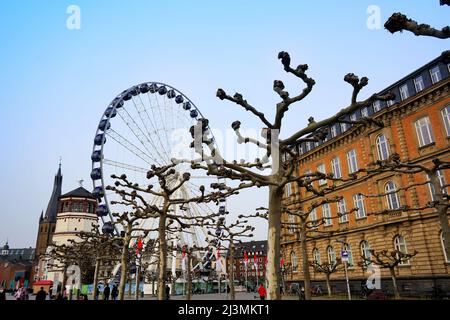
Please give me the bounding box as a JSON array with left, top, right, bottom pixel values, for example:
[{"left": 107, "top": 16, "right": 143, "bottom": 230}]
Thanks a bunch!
[{"left": 0, "top": 1, "right": 448, "bottom": 248}]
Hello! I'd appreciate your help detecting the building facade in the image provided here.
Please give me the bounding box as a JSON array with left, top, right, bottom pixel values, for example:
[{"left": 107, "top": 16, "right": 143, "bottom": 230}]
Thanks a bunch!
[
  {"left": 0, "top": 242, "right": 35, "bottom": 291},
  {"left": 227, "top": 240, "right": 267, "bottom": 287},
  {"left": 281, "top": 53, "right": 450, "bottom": 297}
]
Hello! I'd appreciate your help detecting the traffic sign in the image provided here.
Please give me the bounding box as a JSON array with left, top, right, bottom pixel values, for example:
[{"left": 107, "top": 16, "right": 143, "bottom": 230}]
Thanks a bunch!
[{"left": 341, "top": 250, "right": 349, "bottom": 262}]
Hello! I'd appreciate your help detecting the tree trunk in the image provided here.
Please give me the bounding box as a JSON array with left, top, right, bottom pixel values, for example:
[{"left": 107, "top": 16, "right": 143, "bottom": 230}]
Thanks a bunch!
[
  {"left": 118, "top": 230, "right": 131, "bottom": 300},
  {"left": 157, "top": 213, "right": 168, "bottom": 300},
  {"left": 266, "top": 185, "right": 283, "bottom": 300},
  {"left": 229, "top": 242, "right": 236, "bottom": 300},
  {"left": 92, "top": 258, "right": 100, "bottom": 299},
  {"left": 389, "top": 267, "right": 400, "bottom": 299},
  {"left": 325, "top": 274, "right": 332, "bottom": 297},
  {"left": 299, "top": 220, "right": 312, "bottom": 300},
  {"left": 135, "top": 264, "right": 140, "bottom": 300},
  {"left": 186, "top": 253, "right": 192, "bottom": 300},
  {"left": 430, "top": 172, "right": 450, "bottom": 260}
]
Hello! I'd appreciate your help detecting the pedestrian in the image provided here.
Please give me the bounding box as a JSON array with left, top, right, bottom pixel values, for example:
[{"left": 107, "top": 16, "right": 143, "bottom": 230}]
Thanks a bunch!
[
  {"left": 165, "top": 285, "right": 171, "bottom": 300},
  {"left": 300, "top": 286, "right": 305, "bottom": 300},
  {"left": 36, "top": 287, "right": 47, "bottom": 301},
  {"left": 111, "top": 285, "right": 118, "bottom": 301},
  {"left": 94, "top": 286, "right": 100, "bottom": 300},
  {"left": 103, "top": 284, "right": 110, "bottom": 300},
  {"left": 257, "top": 283, "right": 266, "bottom": 300},
  {"left": 0, "top": 287, "right": 6, "bottom": 301}
]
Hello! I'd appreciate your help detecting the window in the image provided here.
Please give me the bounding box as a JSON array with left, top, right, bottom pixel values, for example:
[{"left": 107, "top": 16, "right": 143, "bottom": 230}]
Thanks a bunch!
[
  {"left": 414, "top": 76, "right": 425, "bottom": 92},
  {"left": 285, "top": 183, "right": 292, "bottom": 197},
  {"left": 386, "top": 99, "right": 395, "bottom": 107},
  {"left": 298, "top": 144, "right": 304, "bottom": 154},
  {"left": 342, "top": 243, "right": 354, "bottom": 267},
  {"left": 373, "top": 101, "right": 381, "bottom": 112},
  {"left": 430, "top": 66, "right": 442, "bottom": 84},
  {"left": 415, "top": 116, "right": 434, "bottom": 147},
  {"left": 313, "top": 248, "right": 321, "bottom": 264},
  {"left": 287, "top": 215, "right": 296, "bottom": 234},
  {"left": 394, "top": 235, "right": 409, "bottom": 265},
  {"left": 327, "top": 246, "right": 336, "bottom": 266},
  {"left": 399, "top": 84, "right": 410, "bottom": 101},
  {"left": 428, "top": 171, "right": 447, "bottom": 201},
  {"left": 72, "top": 202, "right": 84, "bottom": 212},
  {"left": 306, "top": 141, "right": 312, "bottom": 152},
  {"left": 441, "top": 232, "right": 450, "bottom": 263},
  {"left": 441, "top": 105, "right": 450, "bottom": 137},
  {"left": 322, "top": 203, "right": 332, "bottom": 226},
  {"left": 330, "top": 124, "right": 338, "bottom": 138},
  {"left": 317, "top": 164, "right": 327, "bottom": 186},
  {"left": 340, "top": 122, "right": 348, "bottom": 133},
  {"left": 353, "top": 193, "right": 366, "bottom": 219},
  {"left": 309, "top": 208, "right": 318, "bottom": 228},
  {"left": 360, "top": 240, "right": 372, "bottom": 264},
  {"left": 338, "top": 198, "right": 348, "bottom": 223},
  {"left": 361, "top": 107, "right": 369, "bottom": 118},
  {"left": 385, "top": 181, "right": 401, "bottom": 210},
  {"left": 346, "top": 149, "right": 358, "bottom": 173},
  {"left": 331, "top": 157, "right": 342, "bottom": 179},
  {"left": 291, "top": 252, "right": 298, "bottom": 271},
  {"left": 376, "top": 134, "right": 390, "bottom": 161},
  {"left": 350, "top": 113, "right": 357, "bottom": 123}
]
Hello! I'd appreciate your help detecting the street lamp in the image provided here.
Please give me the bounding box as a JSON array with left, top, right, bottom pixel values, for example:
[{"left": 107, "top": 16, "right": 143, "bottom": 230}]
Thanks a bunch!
[{"left": 336, "top": 239, "right": 351, "bottom": 300}]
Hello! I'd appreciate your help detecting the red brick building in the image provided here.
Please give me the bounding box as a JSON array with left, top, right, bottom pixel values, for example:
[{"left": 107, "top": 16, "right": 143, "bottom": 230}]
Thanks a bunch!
[{"left": 281, "top": 52, "right": 450, "bottom": 297}]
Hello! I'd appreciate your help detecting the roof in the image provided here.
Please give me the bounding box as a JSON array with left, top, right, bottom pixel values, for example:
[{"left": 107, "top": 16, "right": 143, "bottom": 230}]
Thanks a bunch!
[
  {"left": 44, "top": 164, "right": 63, "bottom": 223},
  {"left": 231, "top": 240, "right": 268, "bottom": 257},
  {"left": 59, "top": 186, "right": 95, "bottom": 199},
  {"left": 0, "top": 247, "right": 35, "bottom": 262}
]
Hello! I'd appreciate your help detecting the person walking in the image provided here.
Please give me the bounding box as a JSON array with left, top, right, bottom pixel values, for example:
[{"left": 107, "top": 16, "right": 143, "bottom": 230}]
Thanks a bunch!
[
  {"left": 0, "top": 287, "right": 6, "bottom": 301},
  {"left": 14, "top": 287, "right": 25, "bottom": 300},
  {"left": 257, "top": 283, "right": 266, "bottom": 300},
  {"left": 165, "top": 285, "right": 171, "bottom": 300},
  {"left": 111, "top": 285, "right": 118, "bottom": 301},
  {"left": 103, "top": 284, "right": 110, "bottom": 300},
  {"left": 36, "top": 287, "right": 47, "bottom": 301}
]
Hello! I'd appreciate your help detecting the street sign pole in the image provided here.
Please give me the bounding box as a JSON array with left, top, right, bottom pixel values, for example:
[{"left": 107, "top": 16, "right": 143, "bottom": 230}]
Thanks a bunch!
[{"left": 341, "top": 250, "right": 351, "bottom": 300}]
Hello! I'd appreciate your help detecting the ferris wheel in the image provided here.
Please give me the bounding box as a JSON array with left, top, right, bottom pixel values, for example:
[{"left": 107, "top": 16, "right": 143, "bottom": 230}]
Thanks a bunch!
[{"left": 90, "top": 82, "right": 226, "bottom": 265}]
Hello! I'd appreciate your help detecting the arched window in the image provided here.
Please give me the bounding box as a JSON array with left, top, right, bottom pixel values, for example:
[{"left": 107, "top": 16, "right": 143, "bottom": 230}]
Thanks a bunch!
[
  {"left": 313, "top": 248, "right": 321, "bottom": 264},
  {"left": 327, "top": 246, "right": 336, "bottom": 265},
  {"left": 376, "top": 134, "right": 390, "bottom": 161},
  {"left": 291, "top": 251, "right": 298, "bottom": 271},
  {"left": 360, "top": 240, "right": 372, "bottom": 265},
  {"left": 385, "top": 181, "right": 401, "bottom": 210},
  {"left": 440, "top": 232, "right": 450, "bottom": 263},
  {"left": 394, "top": 235, "right": 409, "bottom": 265}
]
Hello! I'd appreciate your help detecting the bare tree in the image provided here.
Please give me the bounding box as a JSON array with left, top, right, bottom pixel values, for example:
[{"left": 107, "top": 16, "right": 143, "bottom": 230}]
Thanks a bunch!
[
  {"left": 358, "top": 154, "right": 450, "bottom": 261},
  {"left": 310, "top": 260, "right": 343, "bottom": 297},
  {"left": 107, "top": 163, "right": 253, "bottom": 299},
  {"left": 360, "top": 249, "right": 418, "bottom": 299},
  {"left": 385, "top": 2, "right": 449, "bottom": 39},
  {"left": 206, "top": 216, "right": 255, "bottom": 300},
  {"left": 179, "top": 51, "right": 394, "bottom": 299}
]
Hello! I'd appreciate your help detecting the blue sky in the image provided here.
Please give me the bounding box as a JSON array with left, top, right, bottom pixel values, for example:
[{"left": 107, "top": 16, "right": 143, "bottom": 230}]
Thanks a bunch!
[{"left": 0, "top": 1, "right": 448, "bottom": 247}]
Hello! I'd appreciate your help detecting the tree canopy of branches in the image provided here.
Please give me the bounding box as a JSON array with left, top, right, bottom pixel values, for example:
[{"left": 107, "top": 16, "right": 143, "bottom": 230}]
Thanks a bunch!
[
  {"left": 179, "top": 51, "right": 394, "bottom": 299},
  {"left": 360, "top": 249, "right": 418, "bottom": 299},
  {"left": 107, "top": 163, "right": 253, "bottom": 299}
]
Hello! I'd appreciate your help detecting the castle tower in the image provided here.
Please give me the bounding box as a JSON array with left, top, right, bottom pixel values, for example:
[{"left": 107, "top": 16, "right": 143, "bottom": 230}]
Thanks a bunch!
[
  {"left": 35, "top": 164, "right": 62, "bottom": 259},
  {"left": 46, "top": 186, "right": 98, "bottom": 283}
]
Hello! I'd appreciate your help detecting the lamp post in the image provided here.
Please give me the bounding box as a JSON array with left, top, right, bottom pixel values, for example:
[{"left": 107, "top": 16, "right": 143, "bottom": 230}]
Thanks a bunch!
[{"left": 336, "top": 239, "right": 351, "bottom": 300}]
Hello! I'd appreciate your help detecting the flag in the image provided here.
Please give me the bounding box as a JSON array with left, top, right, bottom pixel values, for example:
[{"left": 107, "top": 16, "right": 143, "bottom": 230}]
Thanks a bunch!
[
  {"left": 280, "top": 257, "right": 285, "bottom": 268},
  {"left": 216, "top": 248, "right": 222, "bottom": 272},
  {"left": 253, "top": 253, "right": 258, "bottom": 271},
  {"left": 243, "top": 251, "right": 248, "bottom": 269},
  {"left": 181, "top": 246, "right": 187, "bottom": 271},
  {"left": 136, "top": 238, "right": 143, "bottom": 255}
]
